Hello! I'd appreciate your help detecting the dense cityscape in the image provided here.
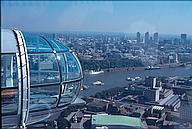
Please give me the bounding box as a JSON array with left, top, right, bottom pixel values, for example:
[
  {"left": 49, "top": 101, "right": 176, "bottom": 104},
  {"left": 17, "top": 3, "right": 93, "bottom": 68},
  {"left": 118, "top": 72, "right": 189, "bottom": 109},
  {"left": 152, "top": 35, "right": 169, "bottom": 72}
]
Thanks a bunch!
[
  {"left": 49, "top": 32, "right": 192, "bottom": 70},
  {"left": 26, "top": 31, "right": 192, "bottom": 129}
]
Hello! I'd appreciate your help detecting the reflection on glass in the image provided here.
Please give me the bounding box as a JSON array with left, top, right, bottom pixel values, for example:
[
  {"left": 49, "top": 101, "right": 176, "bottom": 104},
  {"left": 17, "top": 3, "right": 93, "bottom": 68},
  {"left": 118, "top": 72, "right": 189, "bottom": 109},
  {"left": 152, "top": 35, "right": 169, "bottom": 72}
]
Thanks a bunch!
[
  {"left": 59, "top": 82, "right": 80, "bottom": 106},
  {"left": 24, "top": 33, "right": 52, "bottom": 53},
  {"left": 65, "top": 53, "right": 81, "bottom": 80},
  {"left": 29, "top": 85, "right": 60, "bottom": 111},
  {"left": 57, "top": 53, "right": 67, "bottom": 81},
  {"left": 49, "top": 40, "right": 69, "bottom": 52},
  {"left": 1, "top": 54, "right": 18, "bottom": 88},
  {"left": 1, "top": 54, "right": 18, "bottom": 115},
  {"left": 1, "top": 89, "right": 18, "bottom": 115},
  {"left": 29, "top": 54, "right": 59, "bottom": 85}
]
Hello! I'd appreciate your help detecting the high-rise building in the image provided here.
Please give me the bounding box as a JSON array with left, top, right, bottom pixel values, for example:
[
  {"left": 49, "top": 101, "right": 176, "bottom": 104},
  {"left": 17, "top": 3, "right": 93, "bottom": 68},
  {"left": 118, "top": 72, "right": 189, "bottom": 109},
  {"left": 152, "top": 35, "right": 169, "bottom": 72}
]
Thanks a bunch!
[
  {"left": 181, "top": 34, "right": 187, "bottom": 44},
  {"left": 173, "top": 38, "right": 180, "bottom": 45},
  {"left": 144, "top": 76, "right": 160, "bottom": 102},
  {"left": 144, "top": 32, "right": 149, "bottom": 44},
  {"left": 153, "top": 32, "right": 159, "bottom": 44},
  {"left": 145, "top": 76, "right": 156, "bottom": 88},
  {"left": 144, "top": 88, "right": 160, "bottom": 102},
  {"left": 136, "top": 32, "right": 141, "bottom": 44},
  {"left": 149, "top": 36, "right": 153, "bottom": 44}
]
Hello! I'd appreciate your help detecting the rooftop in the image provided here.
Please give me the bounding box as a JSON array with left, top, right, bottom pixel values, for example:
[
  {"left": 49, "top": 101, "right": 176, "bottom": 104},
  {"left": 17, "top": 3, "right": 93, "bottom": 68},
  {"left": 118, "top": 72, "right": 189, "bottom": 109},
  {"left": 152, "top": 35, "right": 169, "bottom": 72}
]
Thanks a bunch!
[
  {"left": 152, "top": 106, "right": 164, "bottom": 111},
  {"left": 92, "top": 114, "right": 143, "bottom": 128}
]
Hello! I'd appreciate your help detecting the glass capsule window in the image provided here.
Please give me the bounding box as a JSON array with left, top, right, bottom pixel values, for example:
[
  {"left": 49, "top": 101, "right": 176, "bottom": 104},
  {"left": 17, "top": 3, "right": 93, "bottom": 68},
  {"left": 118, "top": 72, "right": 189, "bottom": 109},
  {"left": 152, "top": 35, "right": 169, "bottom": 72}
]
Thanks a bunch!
[
  {"left": 23, "top": 32, "right": 82, "bottom": 109},
  {"left": 23, "top": 33, "right": 52, "bottom": 53},
  {"left": 65, "top": 52, "right": 81, "bottom": 80},
  {"left": 57, "top": 53, "right": 67, "bottom": 81},
  {"left": 30, "top": 84, "right": 60, "bottom": 111},
  {"left": 1, "top": 54, "right": 18, "bottom": 88},
  {"left": 1, "top": 30, "right": 82, "bottom": 114},
  {"left": 1, "top": 30, "right": 82, "bottom": 126},
  {"left": 28, "top": 53, "right": 60, "bottom": 85},
  {"left": 50, "top": 40, "right": 70, "bottom": 52},
  {"left": 1, "top": 29, "right": 82, "bottom": 128},
  {"left": 1, "top": 54, "right": 19, "bottom": 115},
  {"left": 59, "top": 82, "right": 81, "bottom": 107}
]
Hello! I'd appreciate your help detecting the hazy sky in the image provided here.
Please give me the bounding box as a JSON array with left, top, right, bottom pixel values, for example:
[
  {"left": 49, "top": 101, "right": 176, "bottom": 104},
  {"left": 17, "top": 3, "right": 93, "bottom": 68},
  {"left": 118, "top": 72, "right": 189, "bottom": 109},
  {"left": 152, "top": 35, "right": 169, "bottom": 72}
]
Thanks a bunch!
[{"left": 2, "top": 1, "right": 192, "bottom": 34}]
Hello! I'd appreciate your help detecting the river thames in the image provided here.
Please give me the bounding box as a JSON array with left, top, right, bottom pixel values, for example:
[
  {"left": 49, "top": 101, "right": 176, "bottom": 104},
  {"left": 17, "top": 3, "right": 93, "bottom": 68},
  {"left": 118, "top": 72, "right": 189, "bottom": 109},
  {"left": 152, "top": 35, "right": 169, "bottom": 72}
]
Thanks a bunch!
[{"left": 80, "top": 67, "right": 192, "bottom": 97}]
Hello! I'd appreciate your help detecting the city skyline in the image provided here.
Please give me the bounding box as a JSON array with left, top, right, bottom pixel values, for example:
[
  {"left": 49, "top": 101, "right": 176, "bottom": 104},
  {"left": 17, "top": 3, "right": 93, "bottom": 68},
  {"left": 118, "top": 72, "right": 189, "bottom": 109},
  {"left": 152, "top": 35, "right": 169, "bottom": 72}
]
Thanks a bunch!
[{"left": 1, "top": 1, "right": 192, "bottom": 34}]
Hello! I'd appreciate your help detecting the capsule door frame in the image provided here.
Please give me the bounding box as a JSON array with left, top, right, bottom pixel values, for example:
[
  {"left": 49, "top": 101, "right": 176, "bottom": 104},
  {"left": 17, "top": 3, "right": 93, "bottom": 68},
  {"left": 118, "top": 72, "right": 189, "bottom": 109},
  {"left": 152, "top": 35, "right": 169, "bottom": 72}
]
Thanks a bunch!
[{"left": 13, "top": 30, "right": 30, "bottom": 128}]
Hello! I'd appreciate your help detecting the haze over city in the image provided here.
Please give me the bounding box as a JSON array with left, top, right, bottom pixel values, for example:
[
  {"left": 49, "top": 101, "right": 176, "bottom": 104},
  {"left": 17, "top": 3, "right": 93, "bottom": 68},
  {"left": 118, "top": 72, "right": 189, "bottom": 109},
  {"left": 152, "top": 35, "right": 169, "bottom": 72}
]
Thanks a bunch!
[
  {"left": 2, "top": 1, "right": 192, "bottom": 34},
  {"left": 1, "top": 1, "right": 192, "bottom": 129}
]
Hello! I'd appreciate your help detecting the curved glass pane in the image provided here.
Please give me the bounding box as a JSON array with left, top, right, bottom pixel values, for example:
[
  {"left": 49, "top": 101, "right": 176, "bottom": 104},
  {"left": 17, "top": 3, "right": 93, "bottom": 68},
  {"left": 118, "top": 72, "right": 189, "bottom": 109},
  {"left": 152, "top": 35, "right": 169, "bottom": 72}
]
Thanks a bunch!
[
  {"left": 57, "top": 53, "right": 67, "bottom": 81},
  {"left": 1, "top": 89, "right": 18, "bottom": 115},
  {"left": 47, "top": 40, "right": 60, "bottom": 51},
  {"left": 54, "top": 40, "right": 69, "bottom": 52},
  {"left": 29, "top": 85, "right": 60, "bottom": 111},
  {"left": 59, "top": 82, "right": 81, "bottom": 106},
  {"left": 1, "top": 54, "right": 18, "bottom": 88},
  {"left": 23, "top": 33, "right": 52, "bottom": 53},
  {"left": 1, "top": 54, "right": 18, "bottom": 115},
  {"left": 46, "top": 39, "right": 69, "bottom": 52},
  {"left": 65, "top": 52, "right": 81, "bottom": 80},
  {"left": 28, "top": 53, "right": 60, "bottom": 85}
]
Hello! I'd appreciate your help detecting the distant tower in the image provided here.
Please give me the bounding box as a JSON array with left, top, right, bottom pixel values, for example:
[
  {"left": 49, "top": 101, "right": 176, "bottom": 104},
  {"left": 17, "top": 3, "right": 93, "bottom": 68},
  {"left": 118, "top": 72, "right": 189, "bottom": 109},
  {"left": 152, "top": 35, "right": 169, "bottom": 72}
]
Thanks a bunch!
[
  {"left": 53, "top": 33, "right": 56, "bottom": 39},
  {"left": 136, "top": 32, "right": 141, "bottom": 44},
  {"left": 149, "top": 36, "right": 153, "bottom": 44},
  {"left": 153, "top": 32, "right": 159, "bottom": 44},
  {"left": 144, "top": 32, "right": 149, "bottom": 44},
  {"left": 181, "top": 34, "right": 187, "bottom": 44}
]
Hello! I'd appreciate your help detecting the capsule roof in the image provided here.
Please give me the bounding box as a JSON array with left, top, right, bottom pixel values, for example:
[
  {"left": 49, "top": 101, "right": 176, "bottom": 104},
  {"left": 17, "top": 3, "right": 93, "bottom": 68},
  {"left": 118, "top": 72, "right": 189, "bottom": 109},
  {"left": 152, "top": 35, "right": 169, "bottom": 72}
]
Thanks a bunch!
[
  {"left": 1, "top": 29, "right": 70, "bottom": 54},
  {"left": 1, "top": 29, "right": 17, "bottom": 53},
  {"left": 23, "top": 32, "right": 70, "bottom": 53}
]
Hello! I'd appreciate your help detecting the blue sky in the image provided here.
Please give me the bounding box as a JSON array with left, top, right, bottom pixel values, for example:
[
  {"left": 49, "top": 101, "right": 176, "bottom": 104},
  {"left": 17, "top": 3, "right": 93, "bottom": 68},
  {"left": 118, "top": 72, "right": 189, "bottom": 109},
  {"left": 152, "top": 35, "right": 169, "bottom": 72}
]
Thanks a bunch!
[{"left": 1, "top": 1, "right": 192, "bottom": 34}]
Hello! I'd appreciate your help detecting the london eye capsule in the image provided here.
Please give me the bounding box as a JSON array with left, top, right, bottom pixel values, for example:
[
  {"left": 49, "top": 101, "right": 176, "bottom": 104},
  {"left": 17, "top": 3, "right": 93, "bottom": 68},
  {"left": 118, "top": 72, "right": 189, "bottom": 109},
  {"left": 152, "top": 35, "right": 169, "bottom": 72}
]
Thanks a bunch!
[{"left": 1, "top": 29, "right": 83, "bottom": 128}]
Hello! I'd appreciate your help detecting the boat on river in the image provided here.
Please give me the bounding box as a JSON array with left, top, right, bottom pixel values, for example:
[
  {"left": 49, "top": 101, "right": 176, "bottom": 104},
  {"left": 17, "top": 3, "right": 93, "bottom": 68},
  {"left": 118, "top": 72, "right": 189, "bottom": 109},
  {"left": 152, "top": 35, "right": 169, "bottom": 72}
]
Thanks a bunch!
[
  {"left": 92, "top": 80, "right": 104, "bottom": 85},
  {"left": 145, "top": 66, "right": 160, "bottom": 70},
  {"left": 89, "top": 70, "right": 104, "bottom": 75},
  {"left": 81, "top": 85, "right": 89, "bottom": 91}
]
